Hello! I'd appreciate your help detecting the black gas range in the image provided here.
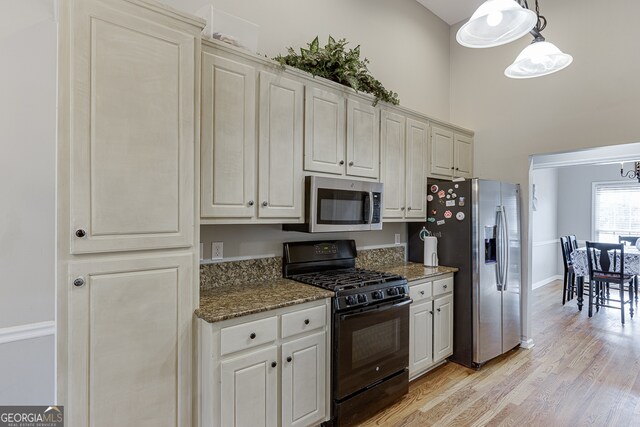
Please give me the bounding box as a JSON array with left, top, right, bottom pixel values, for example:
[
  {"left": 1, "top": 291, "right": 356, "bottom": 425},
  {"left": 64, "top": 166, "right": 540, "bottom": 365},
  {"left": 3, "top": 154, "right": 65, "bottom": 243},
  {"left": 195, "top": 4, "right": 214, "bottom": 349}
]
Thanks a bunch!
[{"left": 283, "top": 240, "right": 410, "bottom": 427}]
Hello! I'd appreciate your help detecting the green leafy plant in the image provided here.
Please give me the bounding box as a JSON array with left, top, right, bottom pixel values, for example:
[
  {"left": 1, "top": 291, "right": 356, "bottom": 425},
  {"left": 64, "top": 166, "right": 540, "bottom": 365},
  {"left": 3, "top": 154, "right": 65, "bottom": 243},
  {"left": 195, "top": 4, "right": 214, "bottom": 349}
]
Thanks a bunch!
[{"left": 274, "top": 36, "right": 399, "bottom": 106}]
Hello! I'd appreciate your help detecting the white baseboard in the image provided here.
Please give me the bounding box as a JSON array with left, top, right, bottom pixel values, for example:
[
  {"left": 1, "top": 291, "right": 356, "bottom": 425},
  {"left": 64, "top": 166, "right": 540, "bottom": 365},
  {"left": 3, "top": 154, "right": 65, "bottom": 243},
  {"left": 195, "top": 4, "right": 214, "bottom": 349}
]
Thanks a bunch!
[
  {"left": 0, "top": 321, "right": 55, "bottom": 344},
  {"left": 532, "top": 275, "right": 563, "bottom": 290},
  {"left": 520, "top": 338, "right": 535, "bottom": 349}
]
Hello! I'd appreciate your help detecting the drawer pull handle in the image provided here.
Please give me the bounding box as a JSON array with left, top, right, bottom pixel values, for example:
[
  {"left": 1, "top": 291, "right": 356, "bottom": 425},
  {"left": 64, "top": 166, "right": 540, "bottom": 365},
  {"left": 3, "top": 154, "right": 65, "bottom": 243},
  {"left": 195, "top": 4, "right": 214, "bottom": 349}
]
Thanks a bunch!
[
  {"left": 304, "top": 319, "right": 310, "bottom": 325},
  {"left": 286, "top": 356, "right": 292, "bottom": 363},
  {"left": 420, "top": 290, "right": 425, "bottom": 295},
  {"left": 250, "top": 333, "right": 256, "bottom": 339},
  {"left": 271, "top": 361, "right": 277, "bottom": 368}
]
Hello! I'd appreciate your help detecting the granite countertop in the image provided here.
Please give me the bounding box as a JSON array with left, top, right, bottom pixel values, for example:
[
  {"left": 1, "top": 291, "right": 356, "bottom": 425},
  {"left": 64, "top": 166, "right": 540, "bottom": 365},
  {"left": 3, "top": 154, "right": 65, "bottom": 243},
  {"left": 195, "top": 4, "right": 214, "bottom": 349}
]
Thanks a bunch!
[
  {"left": 376, "top": 262, "right": 458, "bottom": 282},
  {"left": 195, "top": 278, "right": 334, "bottom": 323}
]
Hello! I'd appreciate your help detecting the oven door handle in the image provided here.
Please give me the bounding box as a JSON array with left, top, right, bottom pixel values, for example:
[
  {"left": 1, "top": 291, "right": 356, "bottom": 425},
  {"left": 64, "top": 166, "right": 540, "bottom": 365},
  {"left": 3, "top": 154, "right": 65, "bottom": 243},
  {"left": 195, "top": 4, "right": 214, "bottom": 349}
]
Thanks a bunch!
[{"left": 339, "top": 298, "right": 412, "bottom": 321}]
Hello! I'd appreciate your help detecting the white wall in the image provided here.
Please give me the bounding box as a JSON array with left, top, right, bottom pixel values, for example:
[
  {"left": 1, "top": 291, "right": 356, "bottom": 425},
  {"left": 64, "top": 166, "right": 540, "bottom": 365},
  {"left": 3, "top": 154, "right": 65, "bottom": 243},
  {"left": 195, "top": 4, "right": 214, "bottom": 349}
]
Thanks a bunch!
[
  {"left": 449, "top": 0, "right": 640, "bottom": 342},
  {"left": 0, "top": 0, "right": 57, "bottom": 405},
  {"left": 530, "top": 168, "right": 560, "bottom": 288},
  {"left": 162, "top": 0, "right": 452, "bottom": 120},
  {"left": 200, "top": 223, "right": 406, "bottom": 259},
  {"left": 557, "top": 163, "right": 628, "bottom": 241}
]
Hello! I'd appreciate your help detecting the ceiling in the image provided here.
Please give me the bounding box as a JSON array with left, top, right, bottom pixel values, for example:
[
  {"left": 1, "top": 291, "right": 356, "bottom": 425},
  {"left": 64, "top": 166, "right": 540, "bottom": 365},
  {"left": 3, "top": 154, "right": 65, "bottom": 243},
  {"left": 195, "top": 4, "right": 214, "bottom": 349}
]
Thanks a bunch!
[{"left": 415, "top": 0, "right": 484, "bottom": 25}]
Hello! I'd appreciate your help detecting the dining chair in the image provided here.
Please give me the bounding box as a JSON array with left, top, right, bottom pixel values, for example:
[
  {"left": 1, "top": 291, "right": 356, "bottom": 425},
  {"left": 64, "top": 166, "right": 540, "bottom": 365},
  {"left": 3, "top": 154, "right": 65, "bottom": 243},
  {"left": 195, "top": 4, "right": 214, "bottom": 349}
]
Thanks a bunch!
[
  {"left": 619, "top": 235, "right": 639, "bottom": 300},
  {"left": 560, "top": 236, "right": 577, "bottom": 305},
  {"left": 585, "top": 241, "right": 634, "bottom": 323},
  {"left": 569, "top": 235, "right": 578, "bottom": 250}
]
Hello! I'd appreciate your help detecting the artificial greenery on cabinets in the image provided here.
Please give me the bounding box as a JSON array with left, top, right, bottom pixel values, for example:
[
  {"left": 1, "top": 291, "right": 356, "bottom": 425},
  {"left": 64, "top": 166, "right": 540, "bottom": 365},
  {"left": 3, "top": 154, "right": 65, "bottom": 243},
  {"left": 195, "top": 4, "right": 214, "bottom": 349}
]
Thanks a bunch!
[{"left": 274, "top": 36, "right": 399, "bottom": 106}]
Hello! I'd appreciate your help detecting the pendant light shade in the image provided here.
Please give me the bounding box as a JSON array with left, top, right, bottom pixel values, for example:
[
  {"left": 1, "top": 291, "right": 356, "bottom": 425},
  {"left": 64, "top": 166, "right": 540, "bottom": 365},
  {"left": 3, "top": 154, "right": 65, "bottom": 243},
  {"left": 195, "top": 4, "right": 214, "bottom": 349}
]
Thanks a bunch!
[
  {"left": 456, "top": 0, "right": 538, "bottom": 48},
  {"left": 504, "top": 39, "right": 573, "bottom": 78}
]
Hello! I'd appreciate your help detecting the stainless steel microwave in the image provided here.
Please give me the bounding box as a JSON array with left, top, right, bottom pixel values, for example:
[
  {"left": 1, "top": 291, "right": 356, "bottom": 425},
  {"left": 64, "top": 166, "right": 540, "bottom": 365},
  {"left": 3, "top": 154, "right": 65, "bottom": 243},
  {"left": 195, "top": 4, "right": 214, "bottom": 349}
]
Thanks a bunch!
[{"left": 283, "top": 176, "right": 384, "bottom": 233}]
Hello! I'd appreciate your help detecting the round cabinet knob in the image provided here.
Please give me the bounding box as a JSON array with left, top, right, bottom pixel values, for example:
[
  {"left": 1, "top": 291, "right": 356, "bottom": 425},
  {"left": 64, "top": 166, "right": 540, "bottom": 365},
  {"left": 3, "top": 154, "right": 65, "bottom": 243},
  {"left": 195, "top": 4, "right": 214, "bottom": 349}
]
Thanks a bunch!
[
  {"left": 456, "top": 167, "right": 460, "bottom": 171},
  {"left": 75, "top": 229, "right": 87, "bottom": 238},
  {"left": 348, "top": 161, "right": 354, "bottom": 166},
  {"left": 304, "top": 319, "right": 310, "bottom": 325},
  {"left": 451, "top": 166, "right": 455, "bottom": 170},
  {"left": 271, "top": 361, "right": 277, "bottom": 368},
  {"left": 248, "top": 200, "right": 254, "bottom": 206},
  {"left": 73, "top": 277, "right": 85, "bottom": 287},
  {"left": 407, "top": 207, "right": 412, "bottom": 211},
  {"left": 339, "top": 160, "right": 345, "bottom": 165},
  {"left": 437, "top": 308, "right": 441, "bottom": 312},
  {"left": 443, "top": 284, "right": 448, "bottom": 289},
  {"left": 420, "top": 290, "right": 425, "bottom": 295},
  {"left": 401, "top": 207, "right": 405, "bottom": 211},
  {"left": 429, "top": 310, "right": 433, "bottom": 315},
  {"left": 250, "top": 333, "right": 256, "bottom": 339},
  {"left": 262, "top": 201, "right": 268, "bottom": 207},
  {"left": 286, "top": 356, "right": 292, "bottom": 363}
]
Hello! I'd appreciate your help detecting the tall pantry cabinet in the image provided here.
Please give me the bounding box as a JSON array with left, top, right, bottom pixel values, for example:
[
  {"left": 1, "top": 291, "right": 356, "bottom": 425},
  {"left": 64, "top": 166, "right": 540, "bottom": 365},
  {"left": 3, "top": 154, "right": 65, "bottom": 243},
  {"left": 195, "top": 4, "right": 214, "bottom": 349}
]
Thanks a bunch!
[{"left": 56, "top": 0, "right": 204, "bottom": 426}]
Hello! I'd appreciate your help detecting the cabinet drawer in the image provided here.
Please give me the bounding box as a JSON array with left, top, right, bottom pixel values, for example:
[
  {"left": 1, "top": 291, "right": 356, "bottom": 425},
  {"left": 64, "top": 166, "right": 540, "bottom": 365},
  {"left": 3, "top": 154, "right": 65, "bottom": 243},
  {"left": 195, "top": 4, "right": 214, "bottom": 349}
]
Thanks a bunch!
[
  {"left": 409, "top": 281, "right": 432, "bottom": 302},
  {"left": 220, "top": 316, "right": 278, "bottom": 356},
  {"left": 433, "top": 276, "right": 453, "bottom": 296},
  {"left": 281, "top": 305, "right": 326, "bottom": 339}
]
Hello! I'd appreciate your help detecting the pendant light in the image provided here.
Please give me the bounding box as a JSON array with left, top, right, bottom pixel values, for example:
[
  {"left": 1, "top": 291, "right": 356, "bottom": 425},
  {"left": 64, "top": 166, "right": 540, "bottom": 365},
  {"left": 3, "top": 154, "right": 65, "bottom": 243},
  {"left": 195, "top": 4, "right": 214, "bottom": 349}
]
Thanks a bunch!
[
  {"left": 456, "top": 0, "right": 537, "bottom": 48},
  {"left": 504, "top": 1, "right": 573, "bottom": 78}
]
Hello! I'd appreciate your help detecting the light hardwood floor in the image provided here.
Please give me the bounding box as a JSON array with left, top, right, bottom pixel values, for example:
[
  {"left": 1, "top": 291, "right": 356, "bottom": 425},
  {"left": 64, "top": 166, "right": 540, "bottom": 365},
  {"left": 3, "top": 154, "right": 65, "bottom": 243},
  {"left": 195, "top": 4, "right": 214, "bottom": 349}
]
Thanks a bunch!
[{"left": 358, "top": 280, "right": 640, "bottom": 427}]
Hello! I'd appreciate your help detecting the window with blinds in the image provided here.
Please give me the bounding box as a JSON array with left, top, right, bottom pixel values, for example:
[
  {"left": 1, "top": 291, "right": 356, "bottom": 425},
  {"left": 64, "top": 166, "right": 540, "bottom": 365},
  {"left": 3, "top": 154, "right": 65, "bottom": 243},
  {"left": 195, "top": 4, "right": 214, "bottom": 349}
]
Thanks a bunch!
[{"left": 593, "top": 181, "right": 640, "bottom": 243}]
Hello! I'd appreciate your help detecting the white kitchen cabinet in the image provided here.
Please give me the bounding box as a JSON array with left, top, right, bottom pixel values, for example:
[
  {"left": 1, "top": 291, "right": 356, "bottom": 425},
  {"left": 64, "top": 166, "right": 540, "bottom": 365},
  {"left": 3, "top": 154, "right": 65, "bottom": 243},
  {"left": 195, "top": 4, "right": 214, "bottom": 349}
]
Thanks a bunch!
[
  {"left": 258, "top": 71, "right": 304, "bottom": 219},
  {"left": 201, "top": 51, "right": 257, "bottom": 219},
  {"left": 69, "top": 0, "right": 198, "bottom": 254},
  {"left": 429, "top": 124, "right": 474, "bottom": 179},
  {"left": 408, "top": 274, "right": 454, "bottom": 380},
  {"left": 67, "top": 253, "right": 194, "bottom": 427},
  {"left": 281, "top": 332, "right": 327, "bottom": 427},
  {"left": 198, "top": 299, "right": 331, "bottom": 427},
  {"left": 221, "top": 346, "right": 279, "bottom": 427},
  {"left": 381, "top": 109, "right": 428, "bottom": 221},
  {"left": 346, "top": 97, "right": 380, "bottom": 179},
  {"left": 434, "top": 293, "right": 453, "bottom": 362},
  {"left": 201, "top": 42, "right": 305, "bottom": 223}
]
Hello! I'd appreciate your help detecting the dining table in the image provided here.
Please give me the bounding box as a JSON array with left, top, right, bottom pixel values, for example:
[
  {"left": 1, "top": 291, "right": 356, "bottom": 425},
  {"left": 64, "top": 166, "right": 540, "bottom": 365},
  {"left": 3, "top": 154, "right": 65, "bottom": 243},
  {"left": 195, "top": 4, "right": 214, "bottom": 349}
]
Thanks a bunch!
[{"left": 570, "top": 246, "right": 640, "bottom": 314}]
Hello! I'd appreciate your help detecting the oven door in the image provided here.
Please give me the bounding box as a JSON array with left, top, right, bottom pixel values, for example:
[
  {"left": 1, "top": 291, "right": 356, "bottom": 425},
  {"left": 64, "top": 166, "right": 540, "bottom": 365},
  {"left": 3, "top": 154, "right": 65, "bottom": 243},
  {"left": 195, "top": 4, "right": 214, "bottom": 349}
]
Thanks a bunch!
[{"left": 334, "top": 298, "right": 410, "bottom": 400}]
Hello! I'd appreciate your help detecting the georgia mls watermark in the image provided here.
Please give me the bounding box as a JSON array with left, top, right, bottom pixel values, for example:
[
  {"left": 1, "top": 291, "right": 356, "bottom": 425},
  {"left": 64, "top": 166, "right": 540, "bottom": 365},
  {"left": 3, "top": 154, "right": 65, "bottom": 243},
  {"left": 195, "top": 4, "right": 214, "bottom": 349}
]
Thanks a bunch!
[{"left": 0, "top": 406, "right": 63, "bottom": 427}]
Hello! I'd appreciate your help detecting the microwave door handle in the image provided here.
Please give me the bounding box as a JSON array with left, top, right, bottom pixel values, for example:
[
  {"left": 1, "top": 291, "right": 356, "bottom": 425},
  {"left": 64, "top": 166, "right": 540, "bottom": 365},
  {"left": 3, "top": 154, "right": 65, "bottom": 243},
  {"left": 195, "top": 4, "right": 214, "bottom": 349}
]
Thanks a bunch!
[
  {"left": 363, "top": 193, "right": 372, "bottom": 224},
  {"left": 369, "top": 192, "right": 374, "bottom": 225}
]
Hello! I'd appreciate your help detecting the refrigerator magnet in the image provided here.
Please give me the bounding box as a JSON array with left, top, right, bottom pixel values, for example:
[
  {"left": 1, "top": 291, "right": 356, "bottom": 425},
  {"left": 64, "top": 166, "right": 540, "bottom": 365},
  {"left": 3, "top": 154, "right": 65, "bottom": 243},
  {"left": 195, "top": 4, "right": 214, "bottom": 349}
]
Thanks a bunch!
[
  {"left": 437, "top": 219, "right": 445, "bottom": 225},
  {"left": 458, "top": 197, "right": 465, "bottom": 206},
  {"left": 454, "top": 184, "right": 459, "bottom": 189},
  {"left": 431, "top": 209, "right": 438, "bottom": 215},
  {"left": 451, "top": 193, "right": 457, "bottom": 198},
  {"left": 447, "top": 188, "right": 453, "bottom": 194},
  {"left": 456, "top": 212, "right": 465, "bottom": 221},
  {"left": 446, "top": 200, "right": 455, "bottom": 207},
  {"left": 430, "top": 184, "right": 439, "bottom": 193},
  {"left": 444, "top": 210, "right": 452, "bottom": 219},
  {"left": 446, "top": 194, "right": 451, "bottom": 199},
  {"left": 427, "top": 217, "right": 436, "bottom": 223},
  {"left": 427, "top": 195, "right": 434, "bottom": 202},
  {"left": 438, "top": 190, "right": 445, "bottom": 198}
]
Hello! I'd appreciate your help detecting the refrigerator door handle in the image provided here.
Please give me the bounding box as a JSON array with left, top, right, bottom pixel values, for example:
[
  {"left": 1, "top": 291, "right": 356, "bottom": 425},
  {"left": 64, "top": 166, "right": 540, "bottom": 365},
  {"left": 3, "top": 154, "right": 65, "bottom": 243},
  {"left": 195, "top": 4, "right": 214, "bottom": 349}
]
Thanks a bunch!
[
  {"left": 495, "top": 208, "right": 504, "bottom": 289},
  {"left": 501, "top": 205, "right": 509, "bottom": 290}
]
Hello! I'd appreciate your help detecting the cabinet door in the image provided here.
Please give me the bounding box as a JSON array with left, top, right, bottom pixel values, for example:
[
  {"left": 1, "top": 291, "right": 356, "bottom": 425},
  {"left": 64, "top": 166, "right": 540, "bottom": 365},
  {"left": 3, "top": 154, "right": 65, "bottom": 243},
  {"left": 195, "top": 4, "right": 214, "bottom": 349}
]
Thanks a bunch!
[
  {"left": 409, "top": 300, "right": 433, "bottom": 376},
  {"left": 380, "top": 110, "right": 406, "bottom": 219},
  {"left": 433, "top": 294, "right": 453, "bottom": 362},
  {"left": 281, "top": 332, "right": 327, "bottom": 427},
  {"left": 70, "top": 1, "right": 196, "bottom": 253},
  {"left": 201, "top": 52, "right": 256, "bottom": 219},
  {"left": 68, "top": 253, "right": 193, "bottom": 427},
  {"left": 405, "top": 118, "right": 428, "bottom": 219},
  {"left": 221, "top": 346, "right": 278, "bottom": 427},
  {"left": 454, "top": 133, "right": 473, "bottom": 178},
  {"left": 429, "top": 125, "right": 454, "bottom": 178},
  {"left": 258, "top": 71, "right": 304, "bottom": 219},
  {"left": 304, "top": 86, "right": 346, "bottom": 175},
  {"left": 346, "top": 98, "right": 380, "bottom": 179}
]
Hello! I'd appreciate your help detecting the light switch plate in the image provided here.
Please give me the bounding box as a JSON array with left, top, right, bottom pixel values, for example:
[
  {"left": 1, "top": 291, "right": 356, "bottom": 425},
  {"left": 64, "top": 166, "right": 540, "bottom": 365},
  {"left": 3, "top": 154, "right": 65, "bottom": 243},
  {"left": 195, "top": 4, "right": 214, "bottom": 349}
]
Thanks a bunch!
[{"left": 212, "top": 242, "right": 223, "bottom": 260}]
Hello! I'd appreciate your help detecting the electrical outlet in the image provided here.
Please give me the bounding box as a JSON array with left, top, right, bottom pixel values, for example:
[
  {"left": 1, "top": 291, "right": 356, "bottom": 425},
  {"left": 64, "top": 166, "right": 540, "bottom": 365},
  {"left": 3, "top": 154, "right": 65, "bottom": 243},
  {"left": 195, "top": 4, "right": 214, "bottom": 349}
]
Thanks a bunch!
[
  {"left": 395, "top": 234, "right": 401, "bottom": 245},
  {"left": 212, "top": 242, "right": 223, "bottom": 260},
  {"left": 199, "top": 243, "right": 204, "bottom": 261}
]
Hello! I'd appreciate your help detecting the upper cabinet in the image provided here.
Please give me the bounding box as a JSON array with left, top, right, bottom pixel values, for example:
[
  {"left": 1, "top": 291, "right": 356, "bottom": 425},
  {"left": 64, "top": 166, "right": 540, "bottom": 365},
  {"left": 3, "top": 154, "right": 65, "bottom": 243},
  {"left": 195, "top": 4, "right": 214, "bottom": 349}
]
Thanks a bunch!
[
  {"left": 70, "top": 0, "right": 198, "bottom": 254},
  {"left": 346, "top": 97, "right": 380, "bottom": 179},
  {"left": 200, "top": 43, "right": 304, "bottom": 224},
  {"left": 380, "top": 109, "right": 427, "bottom": 222},
  {"left": 429, "top": 124, "right": 473, "bottom": 180}
]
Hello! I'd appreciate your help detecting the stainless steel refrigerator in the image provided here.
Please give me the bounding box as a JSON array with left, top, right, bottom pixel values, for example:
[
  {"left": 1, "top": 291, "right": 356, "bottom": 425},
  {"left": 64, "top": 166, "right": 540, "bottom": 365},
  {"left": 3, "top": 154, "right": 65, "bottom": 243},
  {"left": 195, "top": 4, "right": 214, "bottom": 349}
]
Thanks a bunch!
[{"left": 408, "top": 178, "right": 521, "bottom": 368}]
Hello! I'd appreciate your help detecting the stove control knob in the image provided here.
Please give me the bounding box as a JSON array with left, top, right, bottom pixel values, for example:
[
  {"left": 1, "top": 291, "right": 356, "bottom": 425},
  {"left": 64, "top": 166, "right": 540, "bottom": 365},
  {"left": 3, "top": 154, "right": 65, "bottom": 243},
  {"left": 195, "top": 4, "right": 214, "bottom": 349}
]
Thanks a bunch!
[
  {"left": 372, "top": 290, "right": 384, "bottom": 300},
  {"left": 396, "top": 286, "right": 405, "bottom": 295},
  {"left": 387, "top": 288, "right": 398, "bottom": 296},
  {"left": 357, "top": 294, "right": 367, "bottom": 303},
  {"left": 345, "top": 295, "right": 357, "bottom": 305}
]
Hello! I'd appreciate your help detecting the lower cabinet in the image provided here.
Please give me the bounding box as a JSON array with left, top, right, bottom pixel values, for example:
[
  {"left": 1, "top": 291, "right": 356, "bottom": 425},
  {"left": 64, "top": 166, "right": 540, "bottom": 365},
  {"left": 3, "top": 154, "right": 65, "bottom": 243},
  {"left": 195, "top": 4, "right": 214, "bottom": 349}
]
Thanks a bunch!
[
  {"left": 408, "top": 274, "right": 454, "bottom": 380},
  {"left": 199, "top": 299, "right": 331, "bottom": 427}
]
